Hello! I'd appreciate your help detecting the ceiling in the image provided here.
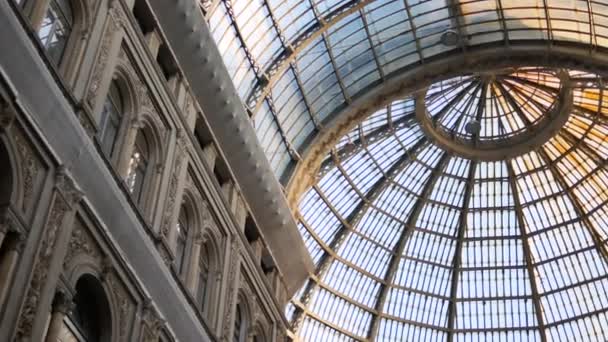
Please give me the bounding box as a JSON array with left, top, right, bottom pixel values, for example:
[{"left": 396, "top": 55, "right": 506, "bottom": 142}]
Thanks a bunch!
[
  {"left": 286, "top": 68, "right": 608, "bottom": 341},
  {"left": 205, "top": 1, "right": 608, "bottom": 341},
  {"left": 207, "top": 0, "right": 608, "bottom": 185}
]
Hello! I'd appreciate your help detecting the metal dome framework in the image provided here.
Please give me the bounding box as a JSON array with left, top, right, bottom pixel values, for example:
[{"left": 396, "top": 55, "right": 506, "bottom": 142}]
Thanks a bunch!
[
  {"left": 284, "top": 69, "right": 608, "bottom": 341},
  {"left": 206, "top": 0, "right": 608, "bottom": 182},
  {"left": 204, "top": 1, "right": 608, "bottom": 341}
]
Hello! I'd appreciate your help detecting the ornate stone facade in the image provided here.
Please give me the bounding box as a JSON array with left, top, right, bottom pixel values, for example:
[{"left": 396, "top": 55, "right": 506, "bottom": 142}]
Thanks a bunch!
[
  {"left": 0, "top": 1, "right": 290, "bottom": 341},
  {"left": 15, "top": 170, "right": 78, "bottom": 340}
]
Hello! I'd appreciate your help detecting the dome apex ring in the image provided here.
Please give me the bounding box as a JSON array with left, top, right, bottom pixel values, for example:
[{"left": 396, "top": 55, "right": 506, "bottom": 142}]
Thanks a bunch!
[{"left": 415, "top": 69, "right": 573, "bottom": 161}]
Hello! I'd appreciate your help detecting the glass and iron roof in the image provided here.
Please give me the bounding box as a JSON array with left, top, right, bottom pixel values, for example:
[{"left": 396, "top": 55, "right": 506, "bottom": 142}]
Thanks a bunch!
[
  {"left": 207, "top": 0, "right": 608, "bottom": 181},
  {"left": 283, "top": 68, "right": 608, "bottom": 341},
  {"left": 205, "top": 1, "right": 608, "bottom": 340}
]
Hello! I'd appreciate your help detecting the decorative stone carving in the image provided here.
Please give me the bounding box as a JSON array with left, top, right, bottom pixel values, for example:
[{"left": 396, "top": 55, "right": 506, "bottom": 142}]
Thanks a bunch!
[
  {"left": 15, "top": 194, "right": 70, "bottom": 340},
  {"left": 222, "top": 237, "right": 240, "bottom": 341},
  {"left": 160, "top": 142, "right": 185, "bottom": 239},
  {"left": 62, "top": 219, "right": 102, "bottom": 269},
  {"left": 116, "top": 53, "right": 167, "bottom": 140},
  {"left": 54, "top": 166, "right": 84, "bottom": 207},
  {"left": 140, "top": 301, "right": 164, "bottom": 342},
  {"left": 104, "top": 271, "right": 133, "bottom": 340},
  {"left": 11, "top": 126, "right": 43, "bottom": 214},
  {"left": 15, "top": 168, "right": 80, "bottom": 340},
  {"left": 51, "top": 291, "right": 75, "bottom": 315},
  {"left": 86, "top": 0, "right": 125, "bottom": 107}
]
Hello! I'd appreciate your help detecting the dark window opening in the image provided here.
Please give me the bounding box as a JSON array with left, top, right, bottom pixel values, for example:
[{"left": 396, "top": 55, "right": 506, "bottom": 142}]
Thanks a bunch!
[
  {"left": 132, "top": 0, "right": 155, "bottom": 35},
  {"left": 156, "top": 45, "right": 178, "bottom": 81}
]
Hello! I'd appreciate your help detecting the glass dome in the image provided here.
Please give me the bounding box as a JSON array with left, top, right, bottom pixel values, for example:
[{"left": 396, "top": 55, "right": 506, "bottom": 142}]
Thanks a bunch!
[
  {"left": 285, "top": 69, "right": 608, "bottom": 341},
  {"left": 208, "top": 0, "right": 608, "bottom": 180}
]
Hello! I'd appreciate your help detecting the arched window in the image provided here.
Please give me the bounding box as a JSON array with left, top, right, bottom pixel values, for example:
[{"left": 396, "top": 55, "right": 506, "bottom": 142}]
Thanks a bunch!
[
  {"left": 175, "top": 209, "right": 189, "bottom": 274},
  {"left": 196, "top": 243, "right": 209, "bottom": 310},
  {"left": 64, "top": 275, "right": 112, "bottom": 342},
  {"left": 126, "top": 130, "right": 150, "bottom": 206},
  {"left": 37, "top": 0, "right": 73, "bottom": 67},
  {"left": 99, "top": 81, "right": 124, "bottom": 158}
]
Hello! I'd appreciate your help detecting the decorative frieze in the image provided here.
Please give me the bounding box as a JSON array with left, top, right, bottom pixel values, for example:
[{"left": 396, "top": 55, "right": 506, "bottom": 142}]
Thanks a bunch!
[{"left": 11, "top": 126, "right": 43, "bottom": 215}]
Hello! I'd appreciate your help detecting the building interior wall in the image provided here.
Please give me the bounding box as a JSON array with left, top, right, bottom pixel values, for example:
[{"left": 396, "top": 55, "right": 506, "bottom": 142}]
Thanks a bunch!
[{"left": 0, "top": 0, "right": 292, "bottom": 341}]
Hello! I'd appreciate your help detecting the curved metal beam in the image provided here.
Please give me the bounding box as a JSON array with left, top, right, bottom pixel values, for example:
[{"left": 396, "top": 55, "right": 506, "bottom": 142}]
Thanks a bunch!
[
  {"left": 291, "top": 137, "right": 428, "bottom": 330},
  {"left": 416, "top": 71, "right": 574, "bottom": 161},
  {"left": 367, "top": 152, "right": 450, "bottom": 340},
  {"left": 318, "top": 112, "right": 417, "bottom": 176},
  {"left": 446, "top": 161, "right": 477, "bottom": 342},
  {"left": 245, "top": 0, "right": 377, "bottom": 110},
  {"left": 506, "top": 163, "right": 547, "bottom": 342},
  {"left": 292, "top": 301, "right": 366, "bottom": 340},
  {"left": 286, "top": 43, "right": 608, "bottom": 210},
  {"left": 536, "top": 147, "right": 608, "bottom": 266}
]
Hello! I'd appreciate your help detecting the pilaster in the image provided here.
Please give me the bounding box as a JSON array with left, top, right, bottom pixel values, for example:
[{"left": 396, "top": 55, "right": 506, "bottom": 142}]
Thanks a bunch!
[{"left": 14, "top": 167, "right": 82, "bottom": 342}]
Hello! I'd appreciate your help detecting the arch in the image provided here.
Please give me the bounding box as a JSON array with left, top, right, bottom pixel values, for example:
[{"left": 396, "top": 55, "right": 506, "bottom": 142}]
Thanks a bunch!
[
  {"left": 96, "top": 64, "right": 139, "bottom": 166},
  {"left": 64, "top": 257, "right": 121, "bottom": 342},
  {"left": 174, "top": 192, "right": 196, "bottom": 275},
  {"left": 197, "top": 224, "right": 222, "bottom": 323},
  {"left": 249, "top": 321, "right": 269, "bottom": 342},
  {"left": 125, "top": 117, "right": 164, "bottom": 215},
  {"left": 285, "top": 43, "right": 608, "bottom": 208},
  {"left": 98, "top": 79, "right": 126, "bottom": 159},
  {"left": 137, "top": 112, "right": 167, "bottom": 159},
  {"left": 111, "top": 63, "right": 140, "bottom": 118},
  {"left": 66, "top": 273, "right": 113, "bottom": 342},
  {"left": 233, "top": 292, "right": 253, "bottom": 342},
  {"left": 36, "top": 0, "right": 91, "bottom": 75}
]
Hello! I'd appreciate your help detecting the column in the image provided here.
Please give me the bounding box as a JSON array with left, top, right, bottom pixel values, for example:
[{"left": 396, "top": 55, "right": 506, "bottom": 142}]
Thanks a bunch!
[
  {"left": 44, "top": 292, "right": 75, "bottom": 342},
  {"left": 117, "top": 119, "right": 143, "bottom": 178},
  {"left": 186, "top": 232, "right": 204, "bottom": 292}
]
